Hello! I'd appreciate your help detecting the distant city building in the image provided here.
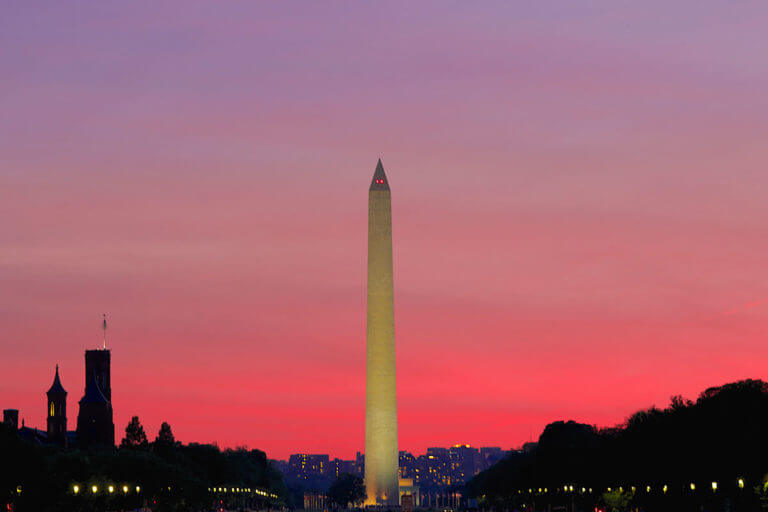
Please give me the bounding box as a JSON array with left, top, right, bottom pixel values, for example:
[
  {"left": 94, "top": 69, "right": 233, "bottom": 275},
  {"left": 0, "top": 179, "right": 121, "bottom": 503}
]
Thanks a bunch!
[
  {"left": 271, "top": 458, "right": 289, "bottom": 475},
  {"left": 448, "top": 444, "right": 481, "bottom": 484},
  {"left": 399, "top": 477, "right": 420, "bottom": 507},
  {"left": 275, "top": 444, "right": 508, "bottom": 499},
  {"left": 480, "top": 446, "right": 504, "bottom": 469},
  {"left": 46, "top": 365, "right": 67, "bottom": 446},
  {"left": 303, "top": 491, "right": 329, "bottom": 510},
  {"left": 329, "top": 457, "right": 356, "bottom": 478},
  {"left": 399, "top": 451, "right": 417, "bottom": 479},
  {"left": 288, "top": 453, "right": 330, "bottom": 480}
]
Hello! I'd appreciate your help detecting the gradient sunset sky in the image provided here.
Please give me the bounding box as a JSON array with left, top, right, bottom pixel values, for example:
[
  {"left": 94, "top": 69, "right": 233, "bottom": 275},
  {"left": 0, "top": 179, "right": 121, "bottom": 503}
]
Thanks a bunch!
[{"left": 2, "top": 2, "right": 768, "bottom": 460}]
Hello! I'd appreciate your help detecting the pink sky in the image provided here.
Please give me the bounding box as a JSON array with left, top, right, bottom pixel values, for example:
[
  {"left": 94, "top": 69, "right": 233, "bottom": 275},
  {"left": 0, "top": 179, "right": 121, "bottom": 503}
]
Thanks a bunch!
[{"left": 1, "top": 2, "right": 768, "bottom": 460}]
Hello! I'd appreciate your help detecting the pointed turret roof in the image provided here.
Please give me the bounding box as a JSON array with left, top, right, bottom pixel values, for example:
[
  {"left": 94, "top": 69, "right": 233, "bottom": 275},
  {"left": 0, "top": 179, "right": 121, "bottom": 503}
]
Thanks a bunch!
[
  {"left": 369, "top": 158, "right": 390, "bottom": 192},
  {"left": 80, "top": 372, "right": 108, "bottom": 404},
  {"left": 47, "top": 365, "right": 67, "bottom": 396}
]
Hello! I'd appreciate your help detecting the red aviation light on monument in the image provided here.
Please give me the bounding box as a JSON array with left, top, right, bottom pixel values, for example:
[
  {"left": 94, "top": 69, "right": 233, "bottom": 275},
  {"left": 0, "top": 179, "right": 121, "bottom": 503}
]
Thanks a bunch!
[{"left": 369, "top": 159, "right": 390, "bottom": 192}]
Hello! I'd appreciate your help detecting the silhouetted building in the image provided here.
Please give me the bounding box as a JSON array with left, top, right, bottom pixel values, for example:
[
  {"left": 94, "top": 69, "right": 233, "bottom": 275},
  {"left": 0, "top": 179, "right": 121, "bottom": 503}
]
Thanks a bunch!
[
  {"left": 399, "top": 451, "right": 417, "bottom": 479},
  {"left": 2, "top": 409, "right": 18, "bottom": 430},
  {"left": 76, "top": 349, "right": 114, "bottom": 446},
  {"left": 399, "top": 478, "right": 420, "bottom": 507},
  {"left": 329, "top": 457, "right": 356, "bottom": 478},
  {"left": 46, "top": 365, "right": 67, "bottom": 446},
  {"left": 480, "top": 446, "right": 504, "bottom": 470},
  {"left": 448, "top": 444, "right": 480, "bottom": 484},
  {"left": 288, "top": 453, "right": 330, "bottom": 479},
  {"left": 304, "top": 492, "right": 329, "bottom": 510},
  {"left": 275, "top": 445, "right": 508, "bottom": 496},
  {"left": 85, "top": 349, "right": 111, "bottom": 401}
]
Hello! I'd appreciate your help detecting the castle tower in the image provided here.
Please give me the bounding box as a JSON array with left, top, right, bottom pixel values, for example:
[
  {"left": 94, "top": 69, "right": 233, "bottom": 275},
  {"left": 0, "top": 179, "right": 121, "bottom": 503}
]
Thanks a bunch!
[
  {"left": 76, "top": 319, "right": 115, "bottom": 447},
  {"left": 46, "top": 365, "right": 67, "bottom": 446},
  {"left": 84, "top": 349, "right": 111, "bottom": 402},
  {"left": 76, "top": 370, "right": 114, "bottom": 446},
  {"left": 365, "top": 159, "right": 399, "bottom": 506}
]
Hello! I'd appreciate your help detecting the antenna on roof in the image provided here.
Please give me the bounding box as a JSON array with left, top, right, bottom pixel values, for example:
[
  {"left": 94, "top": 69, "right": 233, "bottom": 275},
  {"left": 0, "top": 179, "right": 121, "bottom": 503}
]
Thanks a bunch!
[{"left": 102, "top": 313, "right": 107, "bottom": 349}]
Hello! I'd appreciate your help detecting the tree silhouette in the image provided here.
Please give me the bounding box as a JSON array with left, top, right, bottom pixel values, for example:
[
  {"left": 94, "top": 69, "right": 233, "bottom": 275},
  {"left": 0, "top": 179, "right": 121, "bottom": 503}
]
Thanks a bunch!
[
  {"left": 155, "top": 421, "right": 176, "bottom": 446},
  {"left": 468, "top": 379, "right": 768, "bottom": 512},
  {"left": 120, "top": 415, "right": 148, "bottom": 449},
  {"left": 327, "top": 473, "right": 365, "bottom": 509}
]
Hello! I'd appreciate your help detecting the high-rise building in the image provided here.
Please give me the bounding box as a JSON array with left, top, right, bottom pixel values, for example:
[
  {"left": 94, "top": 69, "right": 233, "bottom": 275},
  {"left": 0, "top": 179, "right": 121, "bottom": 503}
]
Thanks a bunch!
[
  {"left": 448, "top": 444, "right": 481, "bottom": 483},
  {"left": 288, "top": 454, "right": 330, "bottom": 479},
  {"left": 399, "top": 451, "right": 417, "bottom": 479},
  {"left": 46, "top": 365, "right": 67, "bottom": 446},
  {"left": 365, "top": 159, "right": 399, "bottom": 506},
  {"left": 329, "top": 458, "right": 357, "bottom": 478},
  {"left": 423, "top": 448, "right": 451, "bottom": 486}
]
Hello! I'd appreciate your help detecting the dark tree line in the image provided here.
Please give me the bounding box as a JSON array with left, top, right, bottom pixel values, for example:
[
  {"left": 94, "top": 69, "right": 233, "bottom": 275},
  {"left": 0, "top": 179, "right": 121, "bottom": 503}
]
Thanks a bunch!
[
  {"left": 468, "top": 379, "right": 768, "bottom": 511},
  {"left": 1, "top": 416, "right": 286, "bottom": 512}
]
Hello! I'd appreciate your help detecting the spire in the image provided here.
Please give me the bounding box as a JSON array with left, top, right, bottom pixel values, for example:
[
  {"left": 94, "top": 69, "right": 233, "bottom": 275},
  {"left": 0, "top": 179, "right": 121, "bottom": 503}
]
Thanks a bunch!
[
  {"left": 369, "top": 158, "right": 390, "bottom": 192},
  {"left": 102, "top": 313, "right": 107, "bottom": 349},
  {"left": 47, "top": 364, "right": 67, "bottom": 396}
]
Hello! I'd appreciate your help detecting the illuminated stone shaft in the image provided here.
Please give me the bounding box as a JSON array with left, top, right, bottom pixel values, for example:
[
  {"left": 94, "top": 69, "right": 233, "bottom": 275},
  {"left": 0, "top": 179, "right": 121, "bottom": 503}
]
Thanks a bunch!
[{"left": 365, "top": 159, "right": 399, "bottom": 506}]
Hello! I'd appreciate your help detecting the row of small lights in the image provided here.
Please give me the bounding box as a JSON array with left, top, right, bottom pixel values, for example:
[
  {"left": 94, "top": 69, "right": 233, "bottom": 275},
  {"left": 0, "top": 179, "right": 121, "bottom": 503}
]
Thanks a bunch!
[
  {"left": 69, "top": 484, "right": 277, "bottom": 498},
  {"left": 513, "top": 479, "right": 747, "bottom": 496},
  {"left": 72, "top": 484, "right": 140, "bottom": 495},
  {"left": 209, "top": 487, "right": 278, "bottom": 499}
]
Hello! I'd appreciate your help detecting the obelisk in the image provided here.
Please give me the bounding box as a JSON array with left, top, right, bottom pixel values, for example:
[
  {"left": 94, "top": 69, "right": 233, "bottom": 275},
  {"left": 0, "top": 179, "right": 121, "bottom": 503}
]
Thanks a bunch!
[{"left": 365, "top": 159, "right": 399, "bottom": 506}]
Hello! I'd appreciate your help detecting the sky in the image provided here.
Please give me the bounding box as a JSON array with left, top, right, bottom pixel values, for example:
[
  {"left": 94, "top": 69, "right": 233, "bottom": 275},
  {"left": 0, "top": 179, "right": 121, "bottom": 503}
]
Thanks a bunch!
[{"left": 1, "top": 1, "right": 768, "bottom": 460}]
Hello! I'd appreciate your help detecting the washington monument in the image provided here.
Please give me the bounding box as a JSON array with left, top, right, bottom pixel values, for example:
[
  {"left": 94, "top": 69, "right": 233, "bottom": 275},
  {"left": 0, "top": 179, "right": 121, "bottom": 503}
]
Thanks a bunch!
[{"left": 365, "top": 159, "right": 399, "bottom": 506}]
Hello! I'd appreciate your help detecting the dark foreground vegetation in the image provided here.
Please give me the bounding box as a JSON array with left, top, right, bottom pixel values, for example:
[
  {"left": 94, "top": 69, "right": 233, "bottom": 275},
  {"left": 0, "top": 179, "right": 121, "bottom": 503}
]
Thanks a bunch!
[
  {"left": 1, "top": 417, "right": 285, "bottom": 512},
  {"left": 468, "top": 379, "right": 768, "bottom": 511}
]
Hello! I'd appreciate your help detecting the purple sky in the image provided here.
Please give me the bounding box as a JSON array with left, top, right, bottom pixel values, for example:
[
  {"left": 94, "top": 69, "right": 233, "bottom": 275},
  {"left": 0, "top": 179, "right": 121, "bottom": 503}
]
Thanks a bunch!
[{"left": 2, "top": 1, "right": 768, "bottom": 459}]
